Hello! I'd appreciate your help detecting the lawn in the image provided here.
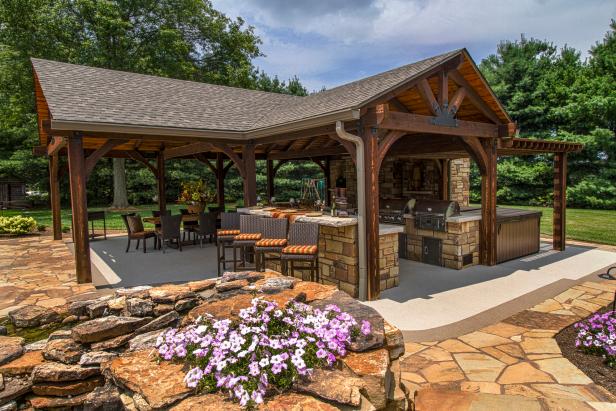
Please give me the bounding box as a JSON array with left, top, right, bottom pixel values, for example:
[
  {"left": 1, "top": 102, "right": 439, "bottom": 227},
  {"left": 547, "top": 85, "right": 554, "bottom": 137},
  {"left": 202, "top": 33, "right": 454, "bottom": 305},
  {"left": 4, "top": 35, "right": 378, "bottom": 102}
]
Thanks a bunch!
[
  {"left": 0, "top": 203, "right": 237, "bottom": 231},
  {"left": 2, "top": 204, "right": 615, "bottom": 245}
]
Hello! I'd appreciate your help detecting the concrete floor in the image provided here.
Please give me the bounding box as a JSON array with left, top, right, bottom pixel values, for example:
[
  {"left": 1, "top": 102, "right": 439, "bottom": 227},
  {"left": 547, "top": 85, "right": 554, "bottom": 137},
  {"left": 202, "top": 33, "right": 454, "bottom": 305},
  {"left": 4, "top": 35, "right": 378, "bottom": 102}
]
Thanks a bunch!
[
  {"left": 365, "top": 242, "right": 616, "bottom": 338},
  {"left": 89, "top": 236, "right": 616, "bottom": 338},
  {"left": 89, "top": 235, "right": 220, "bottom": 288}
]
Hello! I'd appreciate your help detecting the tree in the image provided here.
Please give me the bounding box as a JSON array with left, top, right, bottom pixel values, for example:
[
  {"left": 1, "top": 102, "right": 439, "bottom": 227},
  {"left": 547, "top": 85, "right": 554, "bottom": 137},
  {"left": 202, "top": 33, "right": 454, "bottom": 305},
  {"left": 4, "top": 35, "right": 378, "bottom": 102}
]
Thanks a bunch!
[{"left": 0, "top": 0, "right": 307, "bottom": 207}]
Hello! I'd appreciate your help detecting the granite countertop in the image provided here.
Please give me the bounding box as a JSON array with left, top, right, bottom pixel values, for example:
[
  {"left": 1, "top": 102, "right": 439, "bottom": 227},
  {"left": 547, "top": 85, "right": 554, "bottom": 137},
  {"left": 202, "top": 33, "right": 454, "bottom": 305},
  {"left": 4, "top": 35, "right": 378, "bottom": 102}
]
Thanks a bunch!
[
  {"left": 237, "top": 207, "right": 358, "bottom": 227},
  {"left": 404, "top": 207, "right": 542, "bottom": 223}
]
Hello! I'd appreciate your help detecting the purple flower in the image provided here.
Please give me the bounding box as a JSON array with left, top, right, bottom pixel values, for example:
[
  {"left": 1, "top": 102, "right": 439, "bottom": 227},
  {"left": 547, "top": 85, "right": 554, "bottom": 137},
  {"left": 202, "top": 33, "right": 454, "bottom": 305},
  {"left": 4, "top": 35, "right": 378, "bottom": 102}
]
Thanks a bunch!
[{"left": 361, "top": 320, "right": 372, "bottom": 335}]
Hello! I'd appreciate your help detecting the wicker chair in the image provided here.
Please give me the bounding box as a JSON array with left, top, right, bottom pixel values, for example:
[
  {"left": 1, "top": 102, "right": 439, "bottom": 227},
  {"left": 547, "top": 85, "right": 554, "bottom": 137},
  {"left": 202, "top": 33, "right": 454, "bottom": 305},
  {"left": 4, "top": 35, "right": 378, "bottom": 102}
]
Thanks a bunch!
[
  {"left": 216, "top": 212, "right": 241, "bottom": 276},
  {"left": 281, "top": 222, "right": 320, "bottom": 282},
  {"left": 180, "top": 209, "right": 199, "bottom": 241},
  {"left": 121, "top": 213, "right": 156, "bottom": 253},
  {"left": 156, "top": 214, "right": 183, "bottom": 253},
  {"left": 151, "top": 210, "right": 171, "bottom": 234},
  {"left": 254, "top": 218, "right": 288, "bottom": 272},
  {"left": 184, "top": 212, "right": 217, "bottom": 247},
  {"left": 232, "top": 215, "right": 263, "bottom": 271}
]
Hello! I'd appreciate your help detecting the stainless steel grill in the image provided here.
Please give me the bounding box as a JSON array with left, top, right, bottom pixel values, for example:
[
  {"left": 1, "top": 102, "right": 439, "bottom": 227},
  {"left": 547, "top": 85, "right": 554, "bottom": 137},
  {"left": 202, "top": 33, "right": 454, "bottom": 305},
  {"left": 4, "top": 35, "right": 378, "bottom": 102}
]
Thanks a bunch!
[{"left": 410, "top": 199, "right": 460, "bottom": 232}]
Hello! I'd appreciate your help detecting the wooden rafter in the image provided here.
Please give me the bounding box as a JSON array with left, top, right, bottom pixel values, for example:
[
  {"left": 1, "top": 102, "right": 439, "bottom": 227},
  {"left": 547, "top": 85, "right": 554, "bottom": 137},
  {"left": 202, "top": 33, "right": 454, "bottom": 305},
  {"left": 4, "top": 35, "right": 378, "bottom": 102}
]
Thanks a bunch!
[
  {"left": 267, "top": 146, "right": 346, "bottom": 161},
  {"left": 448, "top": 87, "right": 467, "bottom": 117},
  {"left": 389, "top": 97, "right": 410, "bottom": 113},
  {"left": 417, "top": 79, "right": 441, "bottom": 116},
  {"left": 459, "top": 136, "right": 489, "bottom": 175},
  {"left": 449, "top": 69, "right": 501, "bottom": 124},
  {"left": 327, "top": 133, "right": 357, "bottom": 164},
  {"left": 163, "top": 142, "right": 212, "bottom": 160},
  {"left": 377, "top": 130, "right": 406, "bottom": 170}
]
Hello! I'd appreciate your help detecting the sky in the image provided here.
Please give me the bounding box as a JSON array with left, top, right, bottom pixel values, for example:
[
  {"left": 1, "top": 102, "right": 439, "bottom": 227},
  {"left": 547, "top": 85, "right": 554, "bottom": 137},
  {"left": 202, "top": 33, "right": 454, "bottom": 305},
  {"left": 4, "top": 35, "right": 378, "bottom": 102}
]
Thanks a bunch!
[{"left": 212, "top": 0, "right": 615, "bottom": 92}]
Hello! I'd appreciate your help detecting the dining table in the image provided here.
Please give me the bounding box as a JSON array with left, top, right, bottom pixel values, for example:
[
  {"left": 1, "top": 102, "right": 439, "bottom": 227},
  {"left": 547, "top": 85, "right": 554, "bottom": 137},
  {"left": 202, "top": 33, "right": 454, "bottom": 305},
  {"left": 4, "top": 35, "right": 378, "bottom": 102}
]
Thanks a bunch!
[{"left": 142, "top": 214, "right": 199, "bottom": 225}]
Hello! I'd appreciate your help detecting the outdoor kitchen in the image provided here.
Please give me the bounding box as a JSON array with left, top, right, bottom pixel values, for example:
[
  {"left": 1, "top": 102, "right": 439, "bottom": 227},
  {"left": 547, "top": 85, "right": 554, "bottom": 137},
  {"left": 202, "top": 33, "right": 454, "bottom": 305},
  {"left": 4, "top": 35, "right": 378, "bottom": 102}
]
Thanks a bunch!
[{"left": 330, "top": 154, "right": 542, "bottom": 272}]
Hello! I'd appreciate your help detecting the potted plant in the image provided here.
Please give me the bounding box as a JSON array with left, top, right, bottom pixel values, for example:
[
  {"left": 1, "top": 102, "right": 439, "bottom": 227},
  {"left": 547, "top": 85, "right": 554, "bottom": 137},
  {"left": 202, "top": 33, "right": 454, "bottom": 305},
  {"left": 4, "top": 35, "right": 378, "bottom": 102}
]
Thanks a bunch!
[{"left": 177, "top": 180, "right": 215, "bottom": 214}]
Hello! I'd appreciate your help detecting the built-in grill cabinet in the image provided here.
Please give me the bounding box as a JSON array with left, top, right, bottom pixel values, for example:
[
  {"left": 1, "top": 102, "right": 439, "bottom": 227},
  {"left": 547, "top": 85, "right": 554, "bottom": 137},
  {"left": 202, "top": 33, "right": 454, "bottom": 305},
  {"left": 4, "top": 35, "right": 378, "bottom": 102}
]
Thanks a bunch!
[
  {"left": 422, "top": 236, "right": 442, "bottom": 266},
  {"left": 411, "top": 199, "right": 461, "bottom": 232}
]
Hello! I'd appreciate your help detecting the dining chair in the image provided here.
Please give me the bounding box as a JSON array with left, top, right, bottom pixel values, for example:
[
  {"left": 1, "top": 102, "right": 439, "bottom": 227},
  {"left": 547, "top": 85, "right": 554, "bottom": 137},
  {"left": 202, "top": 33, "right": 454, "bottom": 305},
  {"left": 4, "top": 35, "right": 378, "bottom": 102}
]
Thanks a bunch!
[
  {"left": 185, "top": 212, "right": 217, "bottom": 247},
  {"left": 121, "top": 213, "right": 156, "bottom": 253},
  {"left": 156, "top": 214, "right": 183, "bottom": 253}
]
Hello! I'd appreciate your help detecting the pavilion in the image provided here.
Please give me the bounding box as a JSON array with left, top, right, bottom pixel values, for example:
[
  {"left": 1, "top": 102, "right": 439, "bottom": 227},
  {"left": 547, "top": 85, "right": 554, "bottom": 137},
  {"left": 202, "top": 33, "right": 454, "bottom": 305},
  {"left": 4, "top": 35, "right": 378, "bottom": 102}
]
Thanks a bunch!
[{"left": 31, "top": 48, "right": 582, "bottom": 300}]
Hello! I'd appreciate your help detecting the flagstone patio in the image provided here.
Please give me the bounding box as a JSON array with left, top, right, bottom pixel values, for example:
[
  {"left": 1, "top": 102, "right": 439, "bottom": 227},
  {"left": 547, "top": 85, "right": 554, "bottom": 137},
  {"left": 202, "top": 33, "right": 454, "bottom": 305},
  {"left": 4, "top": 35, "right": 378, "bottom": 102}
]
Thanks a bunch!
[
  {"left": 0, "top": 236, "right": 97, "bottom": 317},
  {"left": 402, "top": 280, "right": 616, "bottom": 410}
]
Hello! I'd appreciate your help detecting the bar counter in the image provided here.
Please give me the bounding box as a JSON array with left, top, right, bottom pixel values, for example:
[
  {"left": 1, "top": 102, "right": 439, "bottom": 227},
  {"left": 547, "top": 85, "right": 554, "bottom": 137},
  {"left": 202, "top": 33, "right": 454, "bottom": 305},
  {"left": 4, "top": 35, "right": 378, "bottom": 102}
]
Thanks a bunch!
[{"left": 237, "top": 207, "right": 401, "bottom": 296}]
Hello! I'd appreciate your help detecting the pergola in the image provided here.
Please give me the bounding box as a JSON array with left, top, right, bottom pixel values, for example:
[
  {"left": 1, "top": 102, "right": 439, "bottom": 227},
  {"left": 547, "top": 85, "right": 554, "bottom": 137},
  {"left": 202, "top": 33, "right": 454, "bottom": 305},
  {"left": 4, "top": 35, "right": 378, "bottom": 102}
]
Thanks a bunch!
[{"left": 31, "top": 49, "right": 582, "bottom": 300}]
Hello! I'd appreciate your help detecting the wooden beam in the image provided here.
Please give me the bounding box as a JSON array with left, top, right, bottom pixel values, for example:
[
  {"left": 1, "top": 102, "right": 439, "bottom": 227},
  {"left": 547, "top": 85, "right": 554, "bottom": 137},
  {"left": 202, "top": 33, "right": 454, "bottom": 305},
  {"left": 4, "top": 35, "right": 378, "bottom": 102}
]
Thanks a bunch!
[
  {"left": 85, "top": 139, "right": 127, "bottom": 179},
  {"left": 389, "top": 97, "right": 410, "bottom": 113},
  {"left": 363, "top": 125, "right": 380, "bottom": 300},
  {"left": 66, "top": 133, "right": 92, "bottom": 283},
  {"left": 448, "top": 87, "right": 467, "bottom": 117},
  {"left": 377, "top": 110, "right": 499, "bottom": 138},
  {"left": 327, "top": 134, "right": 356, "bottom": 164},
  {"left": 273, "top": 159, "right": 289, "bottom": 175},
  {"left": 48, "top": 154, "right": 62, "bottom": 240},
  {"left": 126, "top": 150, "right": 158, "bottom": 177},
  {"left": 553, "top": 153, "right": 567, "bottom": 251},
  {"left": 242, "top": 143, "right": 257, "bottom": 206},
  {"left": 324, "top": 157, "right": 331, "bottom": 206},
  {"left": 157, "top": 152, "right": 166, "bottom": 212},
  {"left": 417, "top": 79, "right": 441, "bottom": 116},
  {"left": 449, "top": 69, "right": 501, "bottom": 124},
  {"left": 439, "top": 70, "right": 448, "bottom": 108},
  {"left": 459, "top": 136, "right": 489, "bottom": 175},
  {"left": 480, "top": 139, "right": 497, "bottom": 266},
  {"left": 441, "top": 159, "right": 450, "bottom": 201},
  {"left": 377, "top": 130, "right": 405, "bottom": 170},
  {"left": 267, "top": 146, "right": 347, "bottom": 161},
  {"left": 163, "top": 142, "right": 212, "bottom": 160},
  {"left": 47, "top": 136, "right": 66, "bottom": 156},
  {"left": 266, "top": 159, "right": 274, "bottom": 201},
  {"left": 213, "top": 143, "right": 246, "bottom": 178},
  {"left": 194, "top": 153, "right": 217, "bottom": 175},
  {"left": 216, "top": 153, "right": 225, "bottom": 207}
]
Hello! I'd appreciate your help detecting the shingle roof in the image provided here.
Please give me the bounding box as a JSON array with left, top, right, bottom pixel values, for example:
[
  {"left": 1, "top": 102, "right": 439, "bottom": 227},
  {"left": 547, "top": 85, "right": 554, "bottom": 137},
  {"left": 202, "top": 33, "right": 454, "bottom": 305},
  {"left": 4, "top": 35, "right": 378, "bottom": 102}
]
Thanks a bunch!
[{"left": 32, "top": 49, "right": 463, "bottom": 134}]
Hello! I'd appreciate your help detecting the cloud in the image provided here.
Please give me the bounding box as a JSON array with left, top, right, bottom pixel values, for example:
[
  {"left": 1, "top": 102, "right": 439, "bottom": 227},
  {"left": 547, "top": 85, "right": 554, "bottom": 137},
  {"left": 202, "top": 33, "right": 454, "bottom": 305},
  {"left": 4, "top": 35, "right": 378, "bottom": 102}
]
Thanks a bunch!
[{"left": 213, "top": 0, "right": 616, "bottom": 90}]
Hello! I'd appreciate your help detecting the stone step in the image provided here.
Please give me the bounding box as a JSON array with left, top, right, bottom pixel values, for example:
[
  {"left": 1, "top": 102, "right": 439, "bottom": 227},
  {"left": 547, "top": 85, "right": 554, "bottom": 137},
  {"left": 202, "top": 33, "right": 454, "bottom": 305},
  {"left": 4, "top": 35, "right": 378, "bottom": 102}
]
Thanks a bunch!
[{"left": 413, "top": 388, "right": 613, "bottom": 411}]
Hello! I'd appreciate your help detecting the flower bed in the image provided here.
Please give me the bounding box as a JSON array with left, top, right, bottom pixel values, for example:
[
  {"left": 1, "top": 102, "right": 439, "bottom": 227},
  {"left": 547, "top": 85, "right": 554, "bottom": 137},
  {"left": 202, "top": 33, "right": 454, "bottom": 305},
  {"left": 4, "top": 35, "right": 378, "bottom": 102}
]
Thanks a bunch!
[
  {"left": 574, "top": 309, "right": 615, "bottom": 368},
  {"left": 157, "top": 298, "right": 371, "bottom": 407}
]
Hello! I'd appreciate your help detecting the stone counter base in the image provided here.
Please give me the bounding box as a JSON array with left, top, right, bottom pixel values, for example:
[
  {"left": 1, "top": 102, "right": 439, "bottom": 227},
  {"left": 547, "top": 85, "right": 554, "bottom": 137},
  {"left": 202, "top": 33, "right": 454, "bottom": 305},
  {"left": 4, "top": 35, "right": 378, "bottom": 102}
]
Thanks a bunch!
[
  {"left": 0, "top": 271, "right": 408, "bottom": 410},
  {"left": 405, "top": 219, "right": 479, "bottom": 270}
]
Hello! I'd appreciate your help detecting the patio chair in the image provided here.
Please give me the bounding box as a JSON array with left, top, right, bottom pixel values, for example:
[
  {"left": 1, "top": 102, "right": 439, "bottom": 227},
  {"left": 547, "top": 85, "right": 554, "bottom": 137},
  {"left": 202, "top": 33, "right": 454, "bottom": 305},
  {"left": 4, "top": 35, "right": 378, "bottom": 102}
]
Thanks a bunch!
[
  {"left": 207, "top": 205, "right": 224, "bottom": 229},
  {"left": 151, "top": 210, "right": 171, "bottom": 233},
  {"left": 156, "top": 214, "right": 183, "bottom": 253},
  {"left": 185, "top": 212, "right": 217, "bottom": 247},
  {"left": 180, "top": 208, "right": 199, "bottom": 242},
  {"left": 216, "top": 212, "right": 241, "bottom": 276},
  {"left": 254, "top": 217, "right": 288, "bottom": 272},
  {"left": 121, "top": 213, "right": 156, "bottom": 253},
  {"left": 232, "top": 215, "right": 263, "bottom": 271},
  {"left": 281, "top": 222, "right": 320, "bottom": 282}
]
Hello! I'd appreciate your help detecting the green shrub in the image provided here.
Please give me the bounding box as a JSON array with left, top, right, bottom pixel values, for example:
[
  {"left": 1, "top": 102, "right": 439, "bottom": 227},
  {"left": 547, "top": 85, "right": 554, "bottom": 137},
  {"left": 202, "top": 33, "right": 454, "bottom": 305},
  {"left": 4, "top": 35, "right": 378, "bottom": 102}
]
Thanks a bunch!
[{"left": 0, "top": 215, "right": 37, "bottom": 235}]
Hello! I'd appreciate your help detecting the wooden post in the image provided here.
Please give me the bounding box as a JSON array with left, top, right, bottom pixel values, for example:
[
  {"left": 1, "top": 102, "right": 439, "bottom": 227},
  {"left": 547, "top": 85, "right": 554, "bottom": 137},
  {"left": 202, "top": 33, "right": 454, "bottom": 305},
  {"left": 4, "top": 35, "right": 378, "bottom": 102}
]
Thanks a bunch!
[
  {"left": 242, "top": 142, "right": 257, "bottom": 206},
  {"left": 157, "top": 152, "right": 166, "bottom": 212},
  {"left": 324, "top": 157, "right": 331, "bottom": 206},
  {"left": 49, "top": 154, "right": 62, "bottom": 240},
  {"left": 266, "top": 159, "right": 274, "bottom": 201},
  {"left": 441, "top": 159, "right": 450, "bottom": 201},
  {"left": 553, "top": 152, "right": 567, "bottom": 251},
  {"left": 216, "top": 153, "right": 225, "bottom": 208},
  {"left": 363, "top": 126, "right": 380, "bottom": 300},
  {"left": 66, "top": 133, "right": 92, "bottom": 283},
  {"left": 480, "top": 139, "right": 498, "bottom": 266}
]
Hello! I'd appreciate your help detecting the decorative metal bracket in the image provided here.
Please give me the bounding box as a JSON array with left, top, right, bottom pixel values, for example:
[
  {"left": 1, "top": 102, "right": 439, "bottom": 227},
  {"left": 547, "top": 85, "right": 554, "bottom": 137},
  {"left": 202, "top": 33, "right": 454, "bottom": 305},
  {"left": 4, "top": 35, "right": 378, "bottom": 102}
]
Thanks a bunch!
[{"left": 430, "top": 103, "right": 458, "bottom": 127}]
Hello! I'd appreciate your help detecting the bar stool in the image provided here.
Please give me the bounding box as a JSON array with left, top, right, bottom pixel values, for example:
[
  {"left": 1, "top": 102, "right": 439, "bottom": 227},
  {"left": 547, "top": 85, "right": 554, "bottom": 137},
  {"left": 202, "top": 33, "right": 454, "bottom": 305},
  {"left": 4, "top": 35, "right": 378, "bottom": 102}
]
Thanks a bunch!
[
  {"left": 216, "top": 212, "right": 241, "bottom": 276},
  {"left": 281, "top": 222, "right": 320, "bottom": 282},
  {"left": 232, "top": 215, "right": 263, "bottom": 271},
  {"left": 254, "top": 218, "right": 288, "bottom": 272}
]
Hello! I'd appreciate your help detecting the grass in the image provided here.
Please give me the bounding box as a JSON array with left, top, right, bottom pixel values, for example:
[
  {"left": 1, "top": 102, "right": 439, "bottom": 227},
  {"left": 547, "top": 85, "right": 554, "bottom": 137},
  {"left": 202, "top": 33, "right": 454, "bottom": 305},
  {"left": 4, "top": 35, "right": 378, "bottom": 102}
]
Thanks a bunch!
[
  {"left": 472, "top": 204, "right": 616, "bottom": 246},
  {"left": 0, "top": 203, "right": 237, "bottom": 231},
  {"left": 2, "top": 203, "right": 615, "bottom": 246}
]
